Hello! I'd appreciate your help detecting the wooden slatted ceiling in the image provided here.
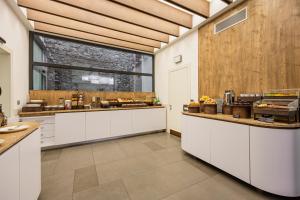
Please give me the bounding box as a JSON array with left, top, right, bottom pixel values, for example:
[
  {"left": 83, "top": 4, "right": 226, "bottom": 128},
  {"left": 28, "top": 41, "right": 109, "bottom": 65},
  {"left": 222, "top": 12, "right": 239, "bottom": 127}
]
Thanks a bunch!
[
  {"left": 54, "top": 0, "right": 180, "bottom": 36},
  {"left": 34, "top": 22, "right": 154, "bottom": 53},
  {"left": 221, "top": 0, "right": 233, "bottom": 4},
  {"left": 17, "top": 0, "right": 169, "bottom": 43},
  {"left": 27, "top": 9, "right": 161, "bottom": 48},
  {"left": 164, "top": 0, "right": 210, "bottom": 18},
  {"left": 96, "top": 0, "right": 193, "bottom": 29}
]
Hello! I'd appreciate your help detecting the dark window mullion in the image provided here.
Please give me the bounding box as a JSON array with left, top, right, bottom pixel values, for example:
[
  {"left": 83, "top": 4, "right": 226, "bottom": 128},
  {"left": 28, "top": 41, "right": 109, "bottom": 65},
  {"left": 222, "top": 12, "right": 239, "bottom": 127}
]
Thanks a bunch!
[{"left": 32, "top": 62, "right": 153, "bottom": 77}]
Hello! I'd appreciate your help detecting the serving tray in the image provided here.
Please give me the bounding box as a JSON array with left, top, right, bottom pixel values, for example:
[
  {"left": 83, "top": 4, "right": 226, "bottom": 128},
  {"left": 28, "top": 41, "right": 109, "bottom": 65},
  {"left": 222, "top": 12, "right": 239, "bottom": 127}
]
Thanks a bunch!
[{"left": 0, "top": 125, "right": 29, "bottom": 134}]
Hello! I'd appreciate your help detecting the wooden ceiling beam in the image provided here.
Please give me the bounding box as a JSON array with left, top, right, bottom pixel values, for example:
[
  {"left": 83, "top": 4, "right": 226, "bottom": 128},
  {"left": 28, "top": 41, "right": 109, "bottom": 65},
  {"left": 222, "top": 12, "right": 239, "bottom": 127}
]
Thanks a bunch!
[
  {"left": 164, "top": 0, "right": 210, "bottom": 18},
  {"left": 27, "top": 9, "right": 161, "bottom": 48},
  {"left": 220, "top": 0, "right": 233, "bottom": 4},
  {"left": 17, "top": 0, "right": 169, "bottom": 43},
  {"left": 33, "top": 22, "right": 154, "bottom": 53},
  {"left": 110, "top": 0, "right": 193, "bottom": 29},
  {"left": 53, "top": 0, "right": 179, "bottom": 36}
]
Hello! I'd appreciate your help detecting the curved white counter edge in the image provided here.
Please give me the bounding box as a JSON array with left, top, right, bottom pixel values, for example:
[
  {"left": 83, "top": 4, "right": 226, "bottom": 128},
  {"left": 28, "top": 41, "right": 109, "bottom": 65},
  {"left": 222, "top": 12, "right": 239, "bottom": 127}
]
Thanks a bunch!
[{"left": 181, "top": 114, "right": 300, "bottom": 197}]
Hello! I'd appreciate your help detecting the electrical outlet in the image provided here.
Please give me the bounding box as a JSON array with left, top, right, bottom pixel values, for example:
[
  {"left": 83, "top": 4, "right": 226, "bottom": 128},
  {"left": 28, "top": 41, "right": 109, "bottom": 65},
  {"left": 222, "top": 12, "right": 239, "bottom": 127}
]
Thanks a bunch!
[{"left": 17, "top": 100, "right": 20, "bottom": 105}]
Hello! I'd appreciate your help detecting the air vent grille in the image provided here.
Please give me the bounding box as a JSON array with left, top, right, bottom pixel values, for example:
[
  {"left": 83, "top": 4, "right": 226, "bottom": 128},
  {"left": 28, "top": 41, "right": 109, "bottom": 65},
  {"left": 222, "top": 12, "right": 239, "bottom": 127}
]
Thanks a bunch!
[{"left": 214, "top": 7, "right": 247, "bottom": 34}]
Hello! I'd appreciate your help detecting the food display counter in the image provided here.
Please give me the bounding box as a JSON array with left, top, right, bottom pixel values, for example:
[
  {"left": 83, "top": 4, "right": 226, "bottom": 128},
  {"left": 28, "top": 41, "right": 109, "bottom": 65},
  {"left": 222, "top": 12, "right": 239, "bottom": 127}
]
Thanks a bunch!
[
  {"left": 181, "top": 112, "right": 300, "bottom": 197},
  {"left": 19, "top": 106, "right": 166, "bottom": 149}
]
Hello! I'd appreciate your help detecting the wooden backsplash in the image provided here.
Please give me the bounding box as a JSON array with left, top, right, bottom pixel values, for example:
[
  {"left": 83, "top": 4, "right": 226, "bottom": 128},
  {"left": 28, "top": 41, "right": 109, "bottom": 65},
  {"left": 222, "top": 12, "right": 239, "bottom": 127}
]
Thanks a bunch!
[
  {"left": 198, "top": 0, "right": 300, "bottom": 98},
  {"left": 29, "top": 90, "right": 155, "bottom": 105}
]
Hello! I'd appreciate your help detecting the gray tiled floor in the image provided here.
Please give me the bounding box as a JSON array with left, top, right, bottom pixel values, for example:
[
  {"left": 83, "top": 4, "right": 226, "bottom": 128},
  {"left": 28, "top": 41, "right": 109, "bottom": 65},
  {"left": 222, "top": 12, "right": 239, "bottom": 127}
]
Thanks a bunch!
[{"left": 39, "top": 132, "right": 288, "bottom": 200}]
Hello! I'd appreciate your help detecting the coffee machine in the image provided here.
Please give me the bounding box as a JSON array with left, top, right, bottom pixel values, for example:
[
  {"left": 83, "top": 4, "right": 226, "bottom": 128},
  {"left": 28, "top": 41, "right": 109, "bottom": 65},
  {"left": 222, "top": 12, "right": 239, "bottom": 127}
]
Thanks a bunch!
[{"left": 224, "top": 90, "right": 235, "bottom": 105}]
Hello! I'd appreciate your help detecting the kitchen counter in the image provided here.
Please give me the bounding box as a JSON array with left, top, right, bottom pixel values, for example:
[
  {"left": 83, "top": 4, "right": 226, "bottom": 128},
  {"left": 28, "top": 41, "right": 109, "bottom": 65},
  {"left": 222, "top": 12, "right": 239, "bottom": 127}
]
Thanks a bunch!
[
  {"left": 0, "top": 122, "right": 39, "bottom": 155},
  {"left": 19, "top": 105, "right": 165, "bottom": 117},
  {"left": 182, "top": 112, "right": 300, "bottom": 129},
  {"left": 182, "top": 112, "right": 300, "bottom": 197}
]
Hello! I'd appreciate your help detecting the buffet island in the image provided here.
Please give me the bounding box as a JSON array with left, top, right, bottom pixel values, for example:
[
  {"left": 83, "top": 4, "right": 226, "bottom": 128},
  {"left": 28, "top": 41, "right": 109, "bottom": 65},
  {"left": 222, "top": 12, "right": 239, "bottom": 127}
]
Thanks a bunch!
[
  {"left": 182, "top": 89, "right": 300, "bottom": 197},
  {"left": 0, "top": 122, "right": 41, "bottom": 200}
]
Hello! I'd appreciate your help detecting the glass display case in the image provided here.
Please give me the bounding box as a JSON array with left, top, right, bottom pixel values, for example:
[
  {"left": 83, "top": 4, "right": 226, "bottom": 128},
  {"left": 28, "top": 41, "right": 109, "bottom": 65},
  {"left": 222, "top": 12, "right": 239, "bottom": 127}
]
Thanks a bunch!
[{"left": 253, "top": 89, "right": 300, "bottom": 123}]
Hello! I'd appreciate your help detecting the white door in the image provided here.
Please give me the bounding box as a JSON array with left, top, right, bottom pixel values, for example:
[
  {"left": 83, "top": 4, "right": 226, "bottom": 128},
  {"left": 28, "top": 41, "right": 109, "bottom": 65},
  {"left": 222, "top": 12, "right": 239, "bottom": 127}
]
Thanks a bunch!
[
  {"left": 0, "top": 47, "right": 12, "bottom": 117},
  {"left": 168, "top": 67, "right": 189, "bottom": 133}
]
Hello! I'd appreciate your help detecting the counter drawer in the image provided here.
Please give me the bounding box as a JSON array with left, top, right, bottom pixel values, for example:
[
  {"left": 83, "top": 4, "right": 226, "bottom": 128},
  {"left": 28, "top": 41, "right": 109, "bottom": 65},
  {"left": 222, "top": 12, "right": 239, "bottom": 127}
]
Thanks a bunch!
[{"left": 20, "top": 116, "right": 55, "bottom": 124}]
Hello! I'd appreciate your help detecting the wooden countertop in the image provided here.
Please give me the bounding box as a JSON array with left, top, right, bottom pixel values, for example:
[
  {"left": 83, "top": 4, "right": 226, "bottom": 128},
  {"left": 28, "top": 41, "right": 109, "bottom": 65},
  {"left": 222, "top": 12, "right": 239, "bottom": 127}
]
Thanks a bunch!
[
  {"left": 0, "top": 122, "right": 39, "bottom": 155},
  {"left": 182, "top": 112, "right": 300, "bottom": 129},
  {"left": 19, "top": 106, "right": 165, "bottom": 117}
]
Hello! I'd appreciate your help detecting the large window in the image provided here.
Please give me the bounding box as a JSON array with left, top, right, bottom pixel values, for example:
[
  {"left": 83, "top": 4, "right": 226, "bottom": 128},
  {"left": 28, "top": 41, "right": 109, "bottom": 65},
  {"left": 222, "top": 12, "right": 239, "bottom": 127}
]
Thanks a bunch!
[{"left": 30, "top": 32, "right": 154, "bottom": 92}]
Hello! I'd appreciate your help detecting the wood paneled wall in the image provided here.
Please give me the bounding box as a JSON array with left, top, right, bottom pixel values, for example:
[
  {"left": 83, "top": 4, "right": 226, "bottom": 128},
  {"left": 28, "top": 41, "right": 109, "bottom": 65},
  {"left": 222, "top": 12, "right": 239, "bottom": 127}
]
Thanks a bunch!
[
  {"left": 29, "top": 90, "right": 155, "bottom": 105},
  {"left": 199, "top": 0, "right": 300, "bottom": 98}
]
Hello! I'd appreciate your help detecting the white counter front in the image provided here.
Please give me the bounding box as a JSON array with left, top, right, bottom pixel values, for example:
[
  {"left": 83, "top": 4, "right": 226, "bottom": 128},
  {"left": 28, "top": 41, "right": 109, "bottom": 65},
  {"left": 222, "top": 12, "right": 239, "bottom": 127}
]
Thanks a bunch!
[
  {"left": 181, "top": 113, "right": 300, "bottom": 197},
  {"left": 21, "top": 107, "right": 166, "bottom": 148}
]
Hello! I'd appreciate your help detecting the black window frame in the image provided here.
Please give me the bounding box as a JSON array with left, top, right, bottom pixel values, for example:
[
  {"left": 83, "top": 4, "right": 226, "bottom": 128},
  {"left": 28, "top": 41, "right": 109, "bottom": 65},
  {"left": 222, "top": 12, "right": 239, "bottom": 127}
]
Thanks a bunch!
[{"left": 29, "top": 31, "right": 155, "bottom": 92}]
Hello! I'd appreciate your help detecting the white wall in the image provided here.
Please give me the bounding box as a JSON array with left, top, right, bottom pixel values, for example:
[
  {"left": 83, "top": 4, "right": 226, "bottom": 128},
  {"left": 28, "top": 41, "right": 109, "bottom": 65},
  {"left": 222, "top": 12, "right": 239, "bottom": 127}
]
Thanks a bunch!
[
  {"left": 154, "top": 0, "right": 230, "bottom": 105},
  {"left": 155, "top": 30, "right": 199, "bottom": 104},
  {"left": 210, "top": 0, "right": 228, "bottom": 16},
  {"left": 0, "top": 0, "right": 29, "bottom": 117}
]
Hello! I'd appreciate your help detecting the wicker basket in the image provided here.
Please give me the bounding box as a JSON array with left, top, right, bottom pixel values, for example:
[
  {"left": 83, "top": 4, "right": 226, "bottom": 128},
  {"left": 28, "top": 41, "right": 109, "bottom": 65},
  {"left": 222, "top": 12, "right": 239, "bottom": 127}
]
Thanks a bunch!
[
  {"left": 188, "top": 106, "right": 200, "bottom": 113},
  {"left": 203, "top": 104, "right": 217, "bottom": 114},
  {"left": 199, "top": 101, "right": 205, "bottom": 112},
  {"left": 222, "top": 105, "right": 233, "bottom": 115}
]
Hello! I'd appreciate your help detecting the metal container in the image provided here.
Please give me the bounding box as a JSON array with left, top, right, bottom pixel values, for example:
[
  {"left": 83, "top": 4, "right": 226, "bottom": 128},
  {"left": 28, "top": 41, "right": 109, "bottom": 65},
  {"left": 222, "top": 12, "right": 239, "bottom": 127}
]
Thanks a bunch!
[{"left": 224, "top": 90, "right": 235, "bottom": 105}]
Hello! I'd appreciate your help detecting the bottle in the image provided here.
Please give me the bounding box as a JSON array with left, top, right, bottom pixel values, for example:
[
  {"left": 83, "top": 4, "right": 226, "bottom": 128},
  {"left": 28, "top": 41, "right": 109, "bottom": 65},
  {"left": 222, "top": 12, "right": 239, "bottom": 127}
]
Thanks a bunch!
[{"left": 0, "top": 104, "right": 7, "bottom": 127}]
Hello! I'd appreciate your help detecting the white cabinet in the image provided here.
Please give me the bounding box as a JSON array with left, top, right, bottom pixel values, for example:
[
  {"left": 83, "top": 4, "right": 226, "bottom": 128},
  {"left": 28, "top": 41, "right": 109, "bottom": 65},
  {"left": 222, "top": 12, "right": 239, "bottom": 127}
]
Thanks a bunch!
[
  {"left": 20, "top": 116, "right": 55, "bottom": 148},
  {"left": 181, "top": 115, "right": 211, "bottom": 163},
  {"left": 250, "top": 127, "right": 300, "bottom": 197},
  {"left": 55, "top": 112, "right": 86, "bottom": 145},
  {"left": 86, "top": 111, "right": 110, "bottom": 140},
  {"left": 0, "top": 129, "right": 41, "bottom": 200},
  {"left": 210, "top": 120, "right": 250, "bottom": 183},
  {"left": 0, "top": 145, "right": 20, "bottom": 200},
  {"left": 19, "top": 129, "right": 41, "bottom": 200},
  {"left": 132, "top": 108, "right": 166, "bottom": 133},
  {"left": 110, "top": 110, "right": 133, "bottom": 137}
]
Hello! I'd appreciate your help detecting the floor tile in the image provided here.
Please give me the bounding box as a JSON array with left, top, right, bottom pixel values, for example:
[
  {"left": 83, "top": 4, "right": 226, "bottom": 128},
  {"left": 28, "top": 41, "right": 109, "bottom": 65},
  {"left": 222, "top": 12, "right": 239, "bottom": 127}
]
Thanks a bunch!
[
  {"left": 117, "top": 139, "right": 152, "bottom": 157},
  {"left": 73, "top": 179, "right": 130, "bottom": 200},
  {"left": 92, "top": 141, "right": 127, "bottom": 164},
  {"left": 42, "top": 149, "right": 62, "bottom": 162},
  {"left": 54, "top": 144, "right": 94, "bottom": 175},
  {"left": 96, "top": 155, "right": 157, "bottom": 184},
  {"left": 122, "top": 160, "right": 209, "bottom": 200},
  {"left": 162, "top": 174, "right": 282, "bottom": 200},
  {"left": 40, "top": 170, "right": 74, "bottom": 200},
  {"left": 73, "top": 165, "right": 99, "bottom": 193},
  {"left": 143, "top": 141, "right": 165, "bottom": 151},
  {"left": 41, "top": 160, "right": 58, "bottom": 179}
]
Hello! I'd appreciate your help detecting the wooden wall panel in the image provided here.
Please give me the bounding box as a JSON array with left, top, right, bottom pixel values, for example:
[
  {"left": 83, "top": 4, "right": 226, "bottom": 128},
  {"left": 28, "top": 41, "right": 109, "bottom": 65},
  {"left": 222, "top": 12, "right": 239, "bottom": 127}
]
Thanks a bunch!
[
  {"left": 29, "top": 90, "right": 155, "bottom": 105},
  {"left": 198, "top": 0, "right": 300, "bottom": 98}
]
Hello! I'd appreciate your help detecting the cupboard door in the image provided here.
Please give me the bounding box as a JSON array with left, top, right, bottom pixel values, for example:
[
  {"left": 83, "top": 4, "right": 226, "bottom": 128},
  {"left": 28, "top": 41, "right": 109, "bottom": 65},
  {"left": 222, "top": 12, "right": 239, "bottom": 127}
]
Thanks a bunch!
[
  {"left": 132, "top": 108, "right": 166, "bottom": 133},
  {"left": 86, "top": 111, "right": 110, "bottom": 140},
  {"left": 250, "top": 127, "right": 300, "bottom": 196},
  {"left": 20, "top": 129, "right": 41, "bottom": 200},
  {"left": 0, "top": 145, "right": 20, "bottom": 200},
  {"left": 110, "top": 110, "right": 133, "bottom": 137},
  {"left": 181, "top": 115, "right": 211, "bottom": 163},
  {"left": 211, "top": 120, "right": 250, "bottom": 183},
  {"left": 55, "top": 112, "right": 86, "bottom": 145}
]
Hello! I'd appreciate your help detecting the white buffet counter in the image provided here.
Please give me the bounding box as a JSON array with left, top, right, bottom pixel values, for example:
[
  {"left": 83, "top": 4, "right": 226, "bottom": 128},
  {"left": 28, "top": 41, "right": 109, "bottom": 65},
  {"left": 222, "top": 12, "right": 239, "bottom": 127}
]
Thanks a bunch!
[
  {"left": 181, "top": 112, "right": 300, "bottom": 197},
  {"left": 20, "top": 107, "right": 166, "bottom": 148},
  {"left": 0, "top": 122, "right": 41, "bottom": 200}
]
